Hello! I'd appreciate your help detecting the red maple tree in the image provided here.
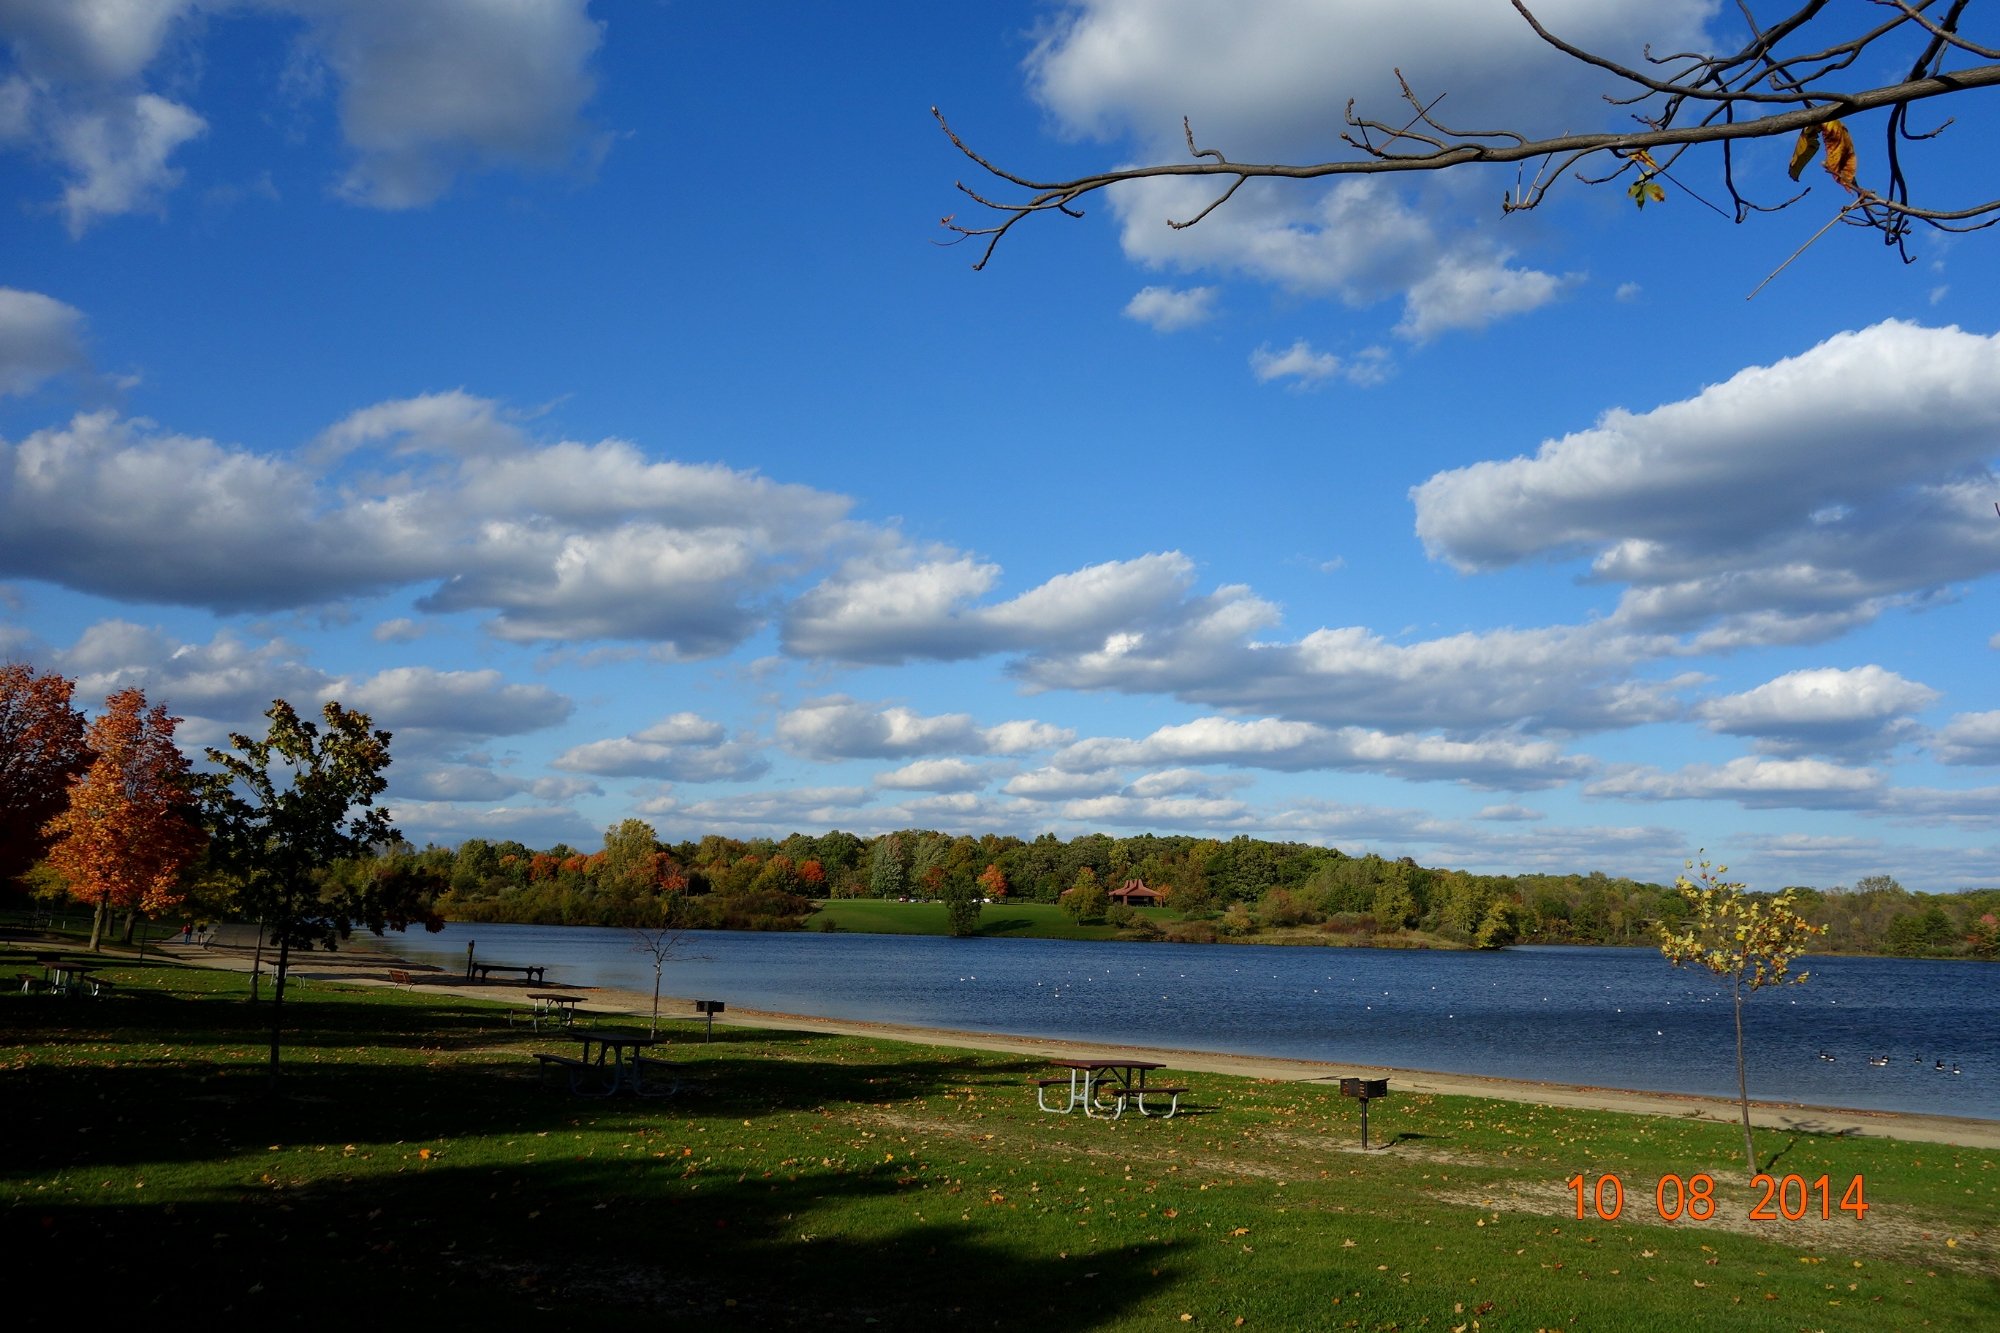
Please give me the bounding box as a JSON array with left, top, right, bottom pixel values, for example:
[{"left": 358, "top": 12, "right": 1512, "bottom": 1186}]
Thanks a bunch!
[
  {"left": 0, "top": 663, "right": 91, "bottom": 889},
  {"left": 44, "top": 688, "right": 205, "bottom": 950}
]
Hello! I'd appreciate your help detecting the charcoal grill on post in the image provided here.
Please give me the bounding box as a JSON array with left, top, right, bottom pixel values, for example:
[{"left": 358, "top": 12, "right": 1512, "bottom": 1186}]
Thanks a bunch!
[
  {"left": 694, "top": 999, "right": 725, "bottom": 1042},
  {"left": 1339, "top": 1077, "right": 1390, "bottom": 1149}
]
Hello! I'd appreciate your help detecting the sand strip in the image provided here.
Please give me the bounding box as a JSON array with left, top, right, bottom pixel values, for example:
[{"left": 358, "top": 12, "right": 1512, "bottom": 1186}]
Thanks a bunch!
[{"left": 155, "top": 937, "right": 2000, "bottom": 1150}]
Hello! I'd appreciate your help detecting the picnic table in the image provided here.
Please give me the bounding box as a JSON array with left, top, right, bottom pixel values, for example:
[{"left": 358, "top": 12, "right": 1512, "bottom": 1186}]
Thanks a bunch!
[
  {"left": 1035, "top": 1058, "right": 1187, "bottom": 1119},
  {"left": 534, "top": 1028, "right": 677, "bottom": 1098},
  {"left": 45, "top": 961, "right": 103, "bottom": 996},
  {"left": 523, "top": 992, "right": 582, "bottom": 1028}
]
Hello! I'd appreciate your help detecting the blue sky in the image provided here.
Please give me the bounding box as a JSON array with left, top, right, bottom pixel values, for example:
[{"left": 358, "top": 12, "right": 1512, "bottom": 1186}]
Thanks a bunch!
[{"left": 4, "top": 1, "right": 1998, "bottom": 892}]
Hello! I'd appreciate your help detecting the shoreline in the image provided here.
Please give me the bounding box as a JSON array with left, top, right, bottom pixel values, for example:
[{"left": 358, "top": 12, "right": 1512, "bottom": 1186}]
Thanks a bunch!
[{"left": 157, "top": 935, "right": 2000, "bottom": 1149}]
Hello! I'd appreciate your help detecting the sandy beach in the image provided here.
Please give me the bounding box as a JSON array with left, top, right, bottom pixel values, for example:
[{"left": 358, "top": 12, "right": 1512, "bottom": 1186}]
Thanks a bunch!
[{"left": 158, "top": 933, "right": 2000, "bottom": 1150}]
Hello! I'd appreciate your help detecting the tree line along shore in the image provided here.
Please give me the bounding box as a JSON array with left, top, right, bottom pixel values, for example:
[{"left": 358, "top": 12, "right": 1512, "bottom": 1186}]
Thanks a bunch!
[{"left": 350, "top": 822, "right": 1998, "bottom": 959}]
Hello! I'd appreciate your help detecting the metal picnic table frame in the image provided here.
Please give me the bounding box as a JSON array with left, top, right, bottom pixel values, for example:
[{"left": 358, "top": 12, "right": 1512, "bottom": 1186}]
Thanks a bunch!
[{"left": 1036, "top": 1058, "right": 1184, "bottom": 1119}]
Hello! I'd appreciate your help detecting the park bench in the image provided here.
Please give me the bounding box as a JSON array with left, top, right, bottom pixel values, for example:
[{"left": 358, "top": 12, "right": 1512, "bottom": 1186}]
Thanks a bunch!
[
  {"left": 17, "top": 973, "right": 48, "bottom": 994},
  {"left": 469, "top": 963, "right": 546, "bottom": 983},
  {"left": 389, "top": 969, "right": 414, "bottom": 985},
  {"left": 81, "top": 976, "right": 115, "bottom": 997}
]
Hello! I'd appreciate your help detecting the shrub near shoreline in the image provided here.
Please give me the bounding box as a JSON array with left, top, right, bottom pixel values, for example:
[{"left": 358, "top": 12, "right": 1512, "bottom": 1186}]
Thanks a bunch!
[{"left": 3, "top": 952, "right": 1993, "bottom": 1329}]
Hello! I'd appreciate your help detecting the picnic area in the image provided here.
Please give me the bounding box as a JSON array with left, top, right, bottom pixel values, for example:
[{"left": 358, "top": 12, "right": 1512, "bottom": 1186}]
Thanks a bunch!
[{"left": 2, "top": 942, "right": 1995, "bottom": 1330}]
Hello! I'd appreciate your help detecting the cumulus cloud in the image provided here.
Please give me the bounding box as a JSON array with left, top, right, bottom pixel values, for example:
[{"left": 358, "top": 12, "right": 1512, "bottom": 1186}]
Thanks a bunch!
[
  {"left": 552, "top": 712, "right": 768, "bottom": 783},
  {"left": 57, "top": 619, "right": 334, "bottom": 728},
  {"left": 1694, "top": 665, "right": 1939, "bottom": 758},
  {"left": 1028, "top": 1, "right": 1711, "bottom": 155},
  {"left": 874, "top": 759, "right": 994, "bottom": 793},
  {"left": 1413, "top": 321, "right": 2000, "bottom": 636},
  {"left": 396, "top": 763, "right": 599, "bottom": 804},
  {"left": 1249, "top": 339, "right": 1388, "bottom": 388},
  {"left": 0, "top": 288, "right": 88, "bottom": 395},
  {"left": 784, "top": 550, "right": 1217, "bottom": 664},
  {"left": 0, "top": 394, "right": 859, "bottom": 654},
  {"left": 1123, "top": 284, "right": 1216, "bottom": 331},
  {"left": 1586, "top": 756, "right": 1887, "bottom": 810},
  {"left": 383, "top": 797, "right": 596, "bottom": 849},
  {"left": 1052, "top": 714, "right": 1591, "bottom": 789},
  {"left": 777, "top": 696, "right": 1069, "bottom": 761},
  {"left": 1002, "top": 766, "right": 1124, "bottom": 800},
  {"left": 1021, "top": 0, "right": 1709, "bottom": 334},
  {"left": 293, "top": 0, "right": 605, "bottom": 209},
  {"left": 342, "top": 665, "right": 573, "bottom": 737},
  {"left": 1, "top": 1, "right": 604, "bottom": 227},
  {"left": 1933, "top": 711, "right": 2000, "bottom": 767},
  {"left": 1021, "top": 618, "right": 1685, "bottom": 737}
]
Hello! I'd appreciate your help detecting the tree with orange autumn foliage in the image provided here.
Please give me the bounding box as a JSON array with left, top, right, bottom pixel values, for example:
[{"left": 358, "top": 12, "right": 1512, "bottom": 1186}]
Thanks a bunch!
[
  {"left": 43, "top": 688, "right": 204, "bottom": 951},
  {"left": 1, "top": 662, "right": 92, "bottom": 890}
]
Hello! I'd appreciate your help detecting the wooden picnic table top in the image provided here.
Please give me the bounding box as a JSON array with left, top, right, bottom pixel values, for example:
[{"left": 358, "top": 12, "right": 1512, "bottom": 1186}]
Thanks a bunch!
[
  {"left": 1049, "top": 1057, "right": 1163, "bottom": 1071},
  {"left": 527, "top": 992, "right": 579, "bottom": 1002}
]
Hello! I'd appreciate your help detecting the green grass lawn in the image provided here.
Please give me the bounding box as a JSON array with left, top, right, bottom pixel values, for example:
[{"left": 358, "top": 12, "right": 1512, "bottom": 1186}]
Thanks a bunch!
[{"left": 3, "top": 948, "right": 1994, "bottom": 1329}]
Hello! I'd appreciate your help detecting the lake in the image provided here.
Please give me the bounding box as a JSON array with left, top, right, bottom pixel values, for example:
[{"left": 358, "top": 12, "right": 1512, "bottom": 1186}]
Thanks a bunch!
[{"left": 386, "top": 923, "right": 1998, "bottom": 1120}]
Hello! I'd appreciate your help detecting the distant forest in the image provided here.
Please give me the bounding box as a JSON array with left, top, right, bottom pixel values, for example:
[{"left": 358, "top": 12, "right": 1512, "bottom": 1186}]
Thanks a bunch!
[{"left": 347, "top": 822, "right": 2000, "bottom": 961}]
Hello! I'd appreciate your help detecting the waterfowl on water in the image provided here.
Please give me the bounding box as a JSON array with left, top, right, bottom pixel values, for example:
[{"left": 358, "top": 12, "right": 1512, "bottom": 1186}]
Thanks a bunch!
[{"left": 1868, "top": 1055, "right": 1890, "bottom": 1067}]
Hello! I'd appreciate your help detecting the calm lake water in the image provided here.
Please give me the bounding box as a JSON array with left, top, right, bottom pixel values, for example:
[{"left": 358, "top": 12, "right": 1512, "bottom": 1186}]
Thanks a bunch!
[{"left": 387, "top": 924, "right": 1998, "bottom": 1120}]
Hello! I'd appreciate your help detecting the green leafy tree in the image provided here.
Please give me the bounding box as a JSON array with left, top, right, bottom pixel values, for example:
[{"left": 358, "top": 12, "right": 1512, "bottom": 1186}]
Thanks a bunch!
[
  {"left": 939, "top": 871, "right": 982, "bottom": 938},
  {"left": 1059, "top": 866, "right": 1107, "bottom": 924},
  {"left": 197, "top": 700, "right": 440, "bottom": 1078},
  {"left": 1474, "top": 899, "right": 1519, "bottom": 949},
  {"left": 868, "top": 834, "right": 907, "bottom": 899},
  {"left": 1657, "top": 856, "right": 1826, "bottom": 1174},
  {"left": 1373, "top": 867, "right": 1416, "bottom": 932}
]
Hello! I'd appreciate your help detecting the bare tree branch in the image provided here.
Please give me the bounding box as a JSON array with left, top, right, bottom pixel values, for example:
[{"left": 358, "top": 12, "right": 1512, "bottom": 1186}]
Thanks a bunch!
[{"left": 938, "top": 1, "right": 2000, "bottom": 269}]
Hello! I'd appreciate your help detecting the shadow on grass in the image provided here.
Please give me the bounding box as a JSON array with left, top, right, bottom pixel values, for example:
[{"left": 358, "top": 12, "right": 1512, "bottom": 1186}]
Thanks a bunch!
[
  {"left": 4, "top": 1153, "right": 1185, "bottom": 1328},
  {"left": 3, "top": 988, "right": 1183, "bottom": 1329}
]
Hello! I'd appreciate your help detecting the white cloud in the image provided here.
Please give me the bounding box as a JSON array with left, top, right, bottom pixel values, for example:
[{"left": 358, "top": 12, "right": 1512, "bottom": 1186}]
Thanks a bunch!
[
  {"left": 552, "top": 712, "right": 767, "bottom": 783},
  {"left": 383, "top": 797, "right": 596, "bottom": 849},
  {"left": 874, "top": 759, "right": 994, "bottom": 793},
  {"left": 1413, "top": 321, "right": 2000, "bottom": 633},
  {"left": 980, "top": 718, "right": 1075, "bottom": 754},
  {"left": 1021, "top": 0, "right": 1712, "bottom": 335},
  {"left": 1933, "top": 711, "right": 2000, "bottom": 767},
  {"left": 342, "top": 665, "right": 573, "bottom": 737},
  {"left": 1053, "top": 714, "right": 1591, "bottom": 789},
  {"left": 1027, "top": 1, "right": 1712, "bottom": 158},
  {"left": 1, "top": 394, "right": 859, "bottom": 654},
  {"left": 1249, "top": 339, "right": 1340, "bottom": 387},
  {"left": 1586, "top": 756, "right": 1887, "bottom": 810},
  {"left": 1002, "top": 766, "right": 1124, "bottom": 800},
  {"left": 1021, "top": 618, "right": 1685, "bottom": 736},
  {"left": 58, "top": 619, "right": 334, "bottom": 727},
  {"left": 1694, "top": 666, "right": 1939, "bottom": 758},
  {"left": 1123, "top": 283, "right": 1217, "bottom": 331},
  {"left": 784, "top": 550, "right": 1212, "bottom": 664},
  {"left": 776, "top": 696, "right": 1069, "bottom": 762},
  {"left": 294, "top": 0, "right": 605, "bottom": 209},
  {"left": 0, "top": 1, "right": 604, "bottom": 227},
  {"left": 1395, "top": 255, "right": 1577, "bottom": 341},
  {"left": 49, "top": 90, "right": 204, "bottom": 233},
  {"left": 0, "top": 288, "right": 88, "bottom": 394}
]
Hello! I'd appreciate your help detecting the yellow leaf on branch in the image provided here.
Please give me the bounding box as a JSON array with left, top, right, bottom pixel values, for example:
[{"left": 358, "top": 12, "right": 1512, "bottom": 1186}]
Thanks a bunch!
[
  {"left": 1788, "top": 127, "right": 1816, "bottom": 181},
  {"left": 1820, "top": 120, "right": 1858, "bottom": 193}
]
